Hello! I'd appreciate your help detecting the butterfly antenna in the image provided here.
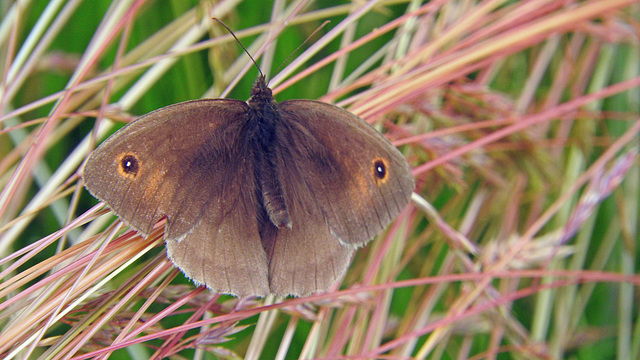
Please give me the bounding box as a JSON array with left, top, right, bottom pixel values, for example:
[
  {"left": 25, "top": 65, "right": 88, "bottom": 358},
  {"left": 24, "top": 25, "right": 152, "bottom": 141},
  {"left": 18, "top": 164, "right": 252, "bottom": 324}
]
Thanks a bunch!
[
  {"left": 212, "top": 18, "right": 264, "bottom": 79},
  {"left": 273, "top": 20, "right": 330, "bottom": 76}
]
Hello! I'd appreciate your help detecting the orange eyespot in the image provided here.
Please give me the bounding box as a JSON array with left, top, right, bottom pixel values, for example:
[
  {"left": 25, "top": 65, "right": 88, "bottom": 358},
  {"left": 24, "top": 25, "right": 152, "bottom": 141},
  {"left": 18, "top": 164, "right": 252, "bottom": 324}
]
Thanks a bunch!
[
  {"left": 371, "top": 157, "right": 389, "bottom": 185},
  {"left": 117, "top": 153, "right": 141, "bottom": 178}
]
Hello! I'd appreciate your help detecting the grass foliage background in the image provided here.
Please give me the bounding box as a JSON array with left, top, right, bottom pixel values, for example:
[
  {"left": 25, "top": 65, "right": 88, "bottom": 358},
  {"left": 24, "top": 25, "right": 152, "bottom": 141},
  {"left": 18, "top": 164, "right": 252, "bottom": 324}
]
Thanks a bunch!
[{"left": 0, "top": 0, "right": 639, "bottom": 359}]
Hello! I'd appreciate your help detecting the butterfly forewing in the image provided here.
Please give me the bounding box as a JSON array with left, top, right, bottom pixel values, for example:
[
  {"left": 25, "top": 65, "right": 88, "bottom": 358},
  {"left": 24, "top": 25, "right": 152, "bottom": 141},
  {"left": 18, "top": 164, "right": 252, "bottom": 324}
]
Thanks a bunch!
[{"left": 276, "top": 100, "right": 415, "bottom": 246}]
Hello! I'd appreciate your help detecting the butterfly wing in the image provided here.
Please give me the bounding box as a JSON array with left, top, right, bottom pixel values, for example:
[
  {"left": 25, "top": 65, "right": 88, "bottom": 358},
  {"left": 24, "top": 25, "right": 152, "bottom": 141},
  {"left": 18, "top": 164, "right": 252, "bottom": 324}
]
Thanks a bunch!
[
  {"left": 277, "top": 100, "right": 414, "bottom": 245},
  {"left": 264, "top": 100, "right": 414, "bottom": 295},
  {"left": 259, "top": 168, "right": 355, "bottom": 296},
  {"left": 83, "top": 100, "right": 270, "bottom": 296}
]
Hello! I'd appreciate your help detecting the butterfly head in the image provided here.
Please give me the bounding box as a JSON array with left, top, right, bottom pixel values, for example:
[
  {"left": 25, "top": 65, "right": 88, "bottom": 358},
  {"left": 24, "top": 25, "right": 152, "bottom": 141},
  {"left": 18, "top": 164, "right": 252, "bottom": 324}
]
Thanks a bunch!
[{"left": 249, "top": 75, "right": 273, "bottom": 103}]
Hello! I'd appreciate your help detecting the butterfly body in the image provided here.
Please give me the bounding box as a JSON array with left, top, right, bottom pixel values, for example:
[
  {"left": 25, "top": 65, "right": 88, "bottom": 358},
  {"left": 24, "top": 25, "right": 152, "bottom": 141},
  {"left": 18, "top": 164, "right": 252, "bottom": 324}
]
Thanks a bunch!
[
  {"left": 246, "top": 81, "right": 292, "bottom": 229},
  {"left": 83, "top": 76, "right": 414, "bottom": 297}
]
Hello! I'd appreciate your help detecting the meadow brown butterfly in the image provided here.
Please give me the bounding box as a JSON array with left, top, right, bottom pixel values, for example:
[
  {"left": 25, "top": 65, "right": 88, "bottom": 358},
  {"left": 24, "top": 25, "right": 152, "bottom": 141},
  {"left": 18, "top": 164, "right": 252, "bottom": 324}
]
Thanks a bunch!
[{"left": 83, "top": 43, "right": 414, "bottom": 297}]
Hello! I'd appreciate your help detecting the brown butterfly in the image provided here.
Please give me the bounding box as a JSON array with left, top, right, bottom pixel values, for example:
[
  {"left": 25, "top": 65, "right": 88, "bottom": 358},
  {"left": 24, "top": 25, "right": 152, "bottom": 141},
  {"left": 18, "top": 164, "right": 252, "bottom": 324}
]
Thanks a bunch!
[{"left": 83, "top": 74, "right": 414, "bottom": 297}]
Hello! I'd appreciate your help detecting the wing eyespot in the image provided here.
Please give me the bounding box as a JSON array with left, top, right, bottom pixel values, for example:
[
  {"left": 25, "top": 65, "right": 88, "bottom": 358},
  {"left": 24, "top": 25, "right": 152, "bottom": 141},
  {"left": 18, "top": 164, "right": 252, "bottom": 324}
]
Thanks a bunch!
[
  {"left": 118, "top": 153, "right": 141, "bottom": 178},
  {"left": 371, "top": 157, "right": 389, "bottom": 185}
]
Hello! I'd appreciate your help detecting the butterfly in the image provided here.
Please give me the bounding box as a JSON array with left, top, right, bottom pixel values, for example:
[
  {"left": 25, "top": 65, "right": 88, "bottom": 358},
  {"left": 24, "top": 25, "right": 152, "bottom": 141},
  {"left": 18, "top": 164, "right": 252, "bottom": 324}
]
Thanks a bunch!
[{"left": 83, "top": 71, "right": 413, "bottom": 297}]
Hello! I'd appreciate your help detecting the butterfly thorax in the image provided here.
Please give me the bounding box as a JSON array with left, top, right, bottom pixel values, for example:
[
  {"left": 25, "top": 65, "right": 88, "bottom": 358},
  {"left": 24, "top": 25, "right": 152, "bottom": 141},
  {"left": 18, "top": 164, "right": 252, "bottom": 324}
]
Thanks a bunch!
[
  {"left": 247, "top": 76, "right": 279, "bottom": 148},
  {"left": 247, "top": 76, "right": 292, "bottom": 231}
]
